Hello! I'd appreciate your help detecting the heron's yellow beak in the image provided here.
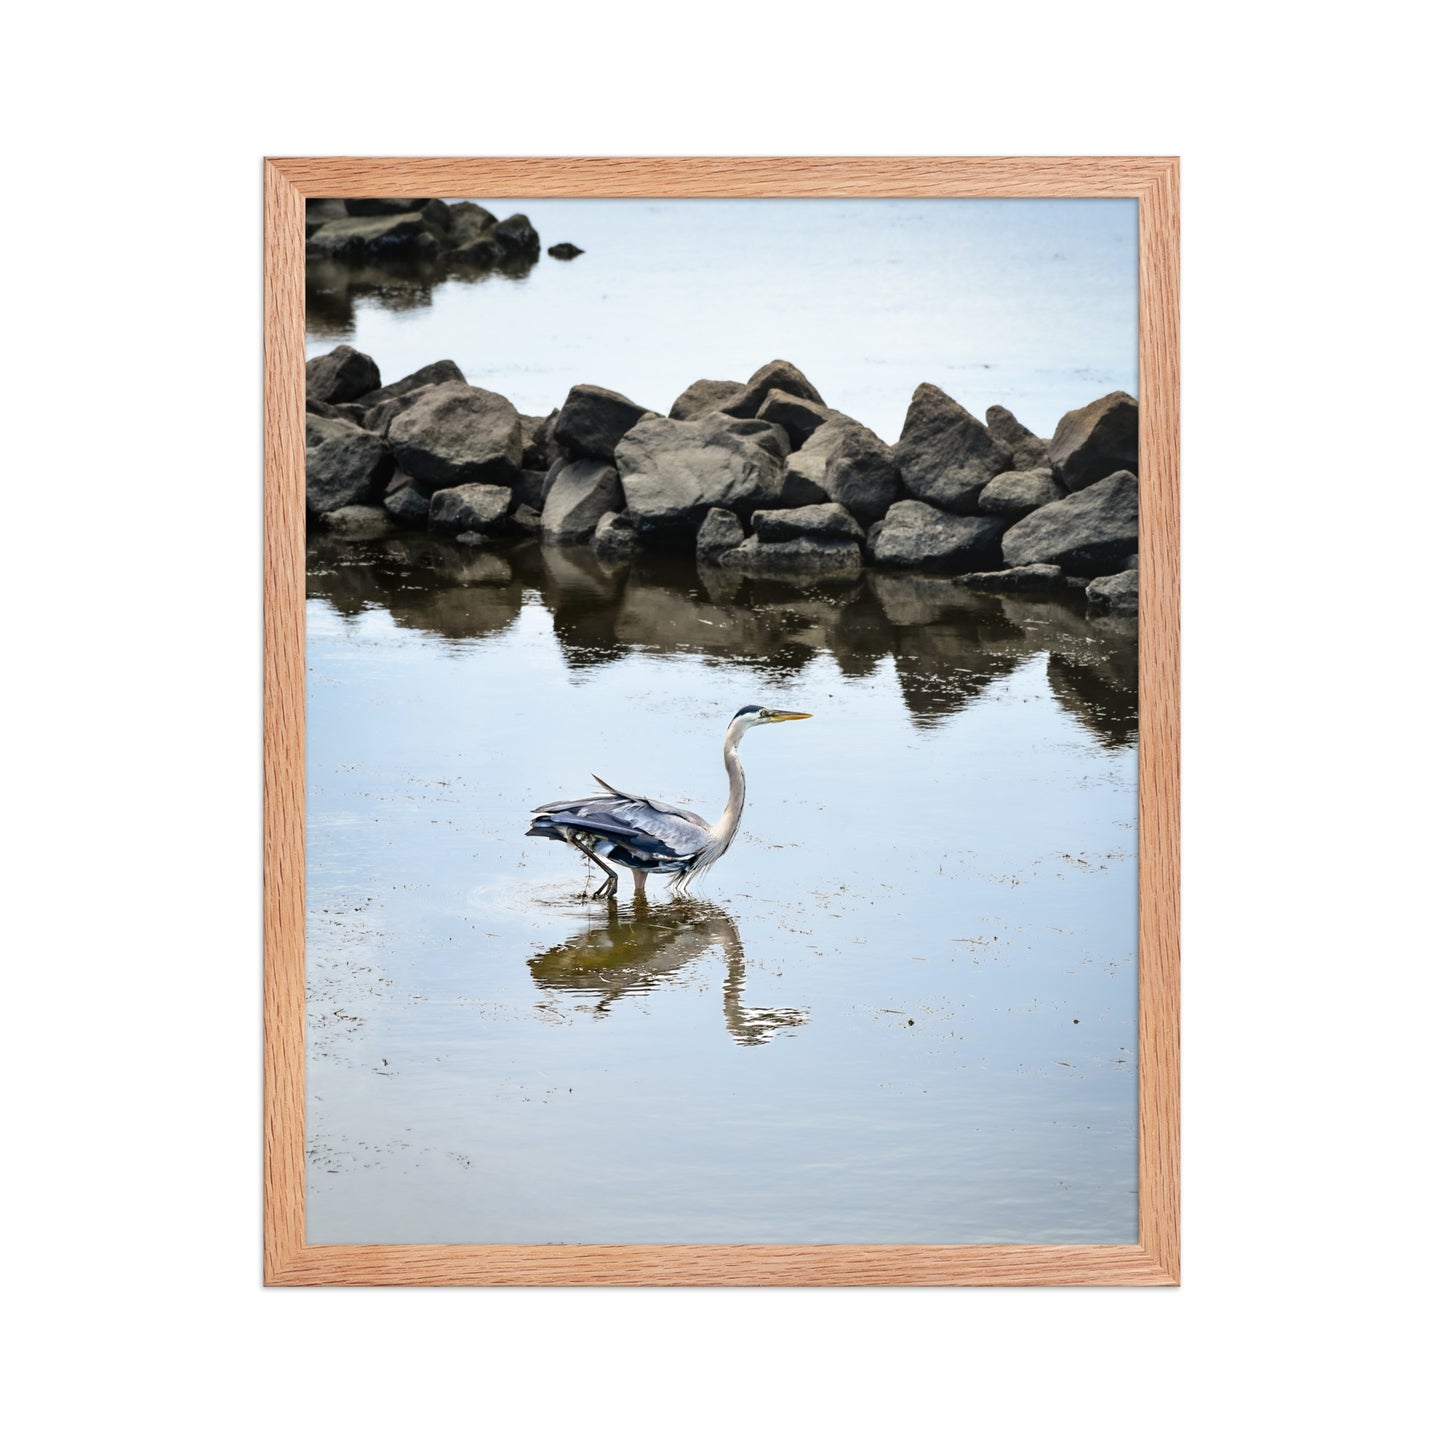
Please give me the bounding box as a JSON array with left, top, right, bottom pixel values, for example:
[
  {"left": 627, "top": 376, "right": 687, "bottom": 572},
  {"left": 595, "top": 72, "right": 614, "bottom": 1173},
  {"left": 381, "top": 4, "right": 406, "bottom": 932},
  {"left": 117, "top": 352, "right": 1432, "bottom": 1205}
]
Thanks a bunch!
[{"left": 768, "top": 710, "right": 812, "bottom": 722}]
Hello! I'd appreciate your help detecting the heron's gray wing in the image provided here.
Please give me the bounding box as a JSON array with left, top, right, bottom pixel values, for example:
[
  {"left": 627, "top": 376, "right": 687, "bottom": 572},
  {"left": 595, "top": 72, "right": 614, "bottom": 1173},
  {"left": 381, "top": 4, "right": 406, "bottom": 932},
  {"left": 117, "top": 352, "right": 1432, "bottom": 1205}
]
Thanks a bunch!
[
  {"left": 531, "top": 793, "right": 711, "bottom": 861},
  {"left": 590, "top": 775, "right": 711, "bottom": 830}
]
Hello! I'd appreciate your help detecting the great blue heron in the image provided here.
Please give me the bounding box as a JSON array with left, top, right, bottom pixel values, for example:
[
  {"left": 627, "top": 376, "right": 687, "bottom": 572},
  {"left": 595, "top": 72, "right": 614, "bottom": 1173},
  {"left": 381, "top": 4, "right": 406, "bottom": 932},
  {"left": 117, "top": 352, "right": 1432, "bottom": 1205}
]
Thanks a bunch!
[{"left": 526, "top": 705, "right": 811, "bottom": 899}]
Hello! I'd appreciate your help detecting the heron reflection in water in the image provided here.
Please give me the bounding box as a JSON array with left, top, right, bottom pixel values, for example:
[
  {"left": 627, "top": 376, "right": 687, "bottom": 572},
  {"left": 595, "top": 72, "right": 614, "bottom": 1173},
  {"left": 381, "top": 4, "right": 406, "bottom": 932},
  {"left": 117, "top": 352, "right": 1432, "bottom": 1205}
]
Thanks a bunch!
[
  {"left": 526, "top": 705, "right": 811, "bottom": 899},
  {"left": 528, "top": 900, "right": 808, "bottom": 1046}
]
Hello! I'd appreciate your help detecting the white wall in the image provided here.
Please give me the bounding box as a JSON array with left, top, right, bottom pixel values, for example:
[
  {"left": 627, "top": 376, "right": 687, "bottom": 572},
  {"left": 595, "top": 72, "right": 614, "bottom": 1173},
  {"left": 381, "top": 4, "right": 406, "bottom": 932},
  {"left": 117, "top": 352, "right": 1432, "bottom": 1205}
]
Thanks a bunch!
[{"left": 5, "top": 3, "right": 1437, "bottom": 1441}]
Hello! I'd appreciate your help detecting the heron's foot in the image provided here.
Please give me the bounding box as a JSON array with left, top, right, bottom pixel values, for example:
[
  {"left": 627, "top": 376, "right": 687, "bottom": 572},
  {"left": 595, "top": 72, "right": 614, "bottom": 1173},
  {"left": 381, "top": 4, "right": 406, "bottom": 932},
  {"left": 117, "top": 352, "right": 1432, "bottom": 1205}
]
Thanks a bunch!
[{"left": 591, "top": 875, "right": 619, "bottom": 900}]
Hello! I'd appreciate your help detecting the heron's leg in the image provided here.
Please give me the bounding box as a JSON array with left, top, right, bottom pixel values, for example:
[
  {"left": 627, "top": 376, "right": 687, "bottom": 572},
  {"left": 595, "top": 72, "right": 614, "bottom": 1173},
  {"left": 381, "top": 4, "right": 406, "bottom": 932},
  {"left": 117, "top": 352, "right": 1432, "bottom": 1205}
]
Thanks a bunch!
[
  {"left": 630, "top": 869, "right": 649, "bottom": 899},
  {"left": 569, "top": 837, "right": 619, "bottom": 900}
]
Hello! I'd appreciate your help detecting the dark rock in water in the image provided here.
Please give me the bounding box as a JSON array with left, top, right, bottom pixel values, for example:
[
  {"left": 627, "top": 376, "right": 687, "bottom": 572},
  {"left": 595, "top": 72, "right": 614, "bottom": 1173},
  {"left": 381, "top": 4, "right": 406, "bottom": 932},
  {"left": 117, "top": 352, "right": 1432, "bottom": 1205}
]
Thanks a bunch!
[
  {"left": 445, "top": 235, "right": 506, "bottom": 266},
  {"left": 1049, "top": 392, "right": 1138, "bottom": 492},
  {"left": 1085, "top": 569, "right": 1139, "bottom": 613},
  {"left": 419, "top": 199, "right": 454, "bottom": 234},
  {"left": 752, "top": 502, "right": 863, "bottom": 544},
  {"left": 306, "top": 345, "right": 382, "bottom": 405},
  {"left": 959, "top": 563, "right": 1070, "bottom": 593},
  {"left": 306, "top": 213, "right": 439, "bottom": 264},
  {"left": 554, "top": 384, "right": 654, "bottom": 461},
  {"left": 454, "top": 531, "right": 492, "bottom": 546},
  {"left": 429, "top": 482, "right": 513, "bottom": 536},
  {"left": 542, "top": 459, "right": 625, "bottom": 542},
  {"left": 1121, "top": 553, "right": 1139, "bottom": 572},
  {"left": 344, "top": 198, "right": 438, "bottom": 217},
  {"left": 548, "top": 242, "right": 585, "bottom": 259},
  {"left": 1001, "top": 470, "right": 1139, "bottom": 576},
  {"left": 305, "top": 396, "right": 342, "bottom": 419},
  {"left": 805, "top": 420, "right": 900, "bottom": 524},
  {"left": 669, "top": 378, "right": 746, "bottom": 420},
  {"left": 382, "top": 475, "right": 432, "bottom": 528},
  {"left": 986, "top": 405, "right": 1052, "bottom": 470},
  {"left": 978, "top": 467, "right": 1066, "bottom": 518},
  {"left": 593, "top": 510, "right": 642, "bottom": 561},
  {"left": 870, "top": 499, "right": 1008, "bottom": 572},
  {"left": 781, "top": 450, "right": 830, "bottom": 506},
  {"left": 721, "top": 360, "right": 824, "bottom": 420},
  {"left": 521, "top": 411, "right": 559, "bottom": 471},
  {"left": 388, "top": 381, "right": 523, "bottom": 492},
  {"left": 493, "top": 213, "right": 541, "bottom": 257},
  {"left": 717, "top": 534, "right": 863, "bottom": 577},
  {"left": 511, "top": 468, "right": 551, "bottom": 514},
  {"left": 615, "top": 414, "right": 785, "bottom": 534},
  {"left": 305, "top": 414, "right": 394, "bottom": 516},
  {"left": 894, "top": 383, "right": 1013, "bottom": 514},
  {"left": 716, "top": 416, "right": 790, "bottom": 463},
  {"left": 696, "top": 507, "right": 747, "bottom": 561},
  {"left": 510, "top": 502, "right": 543, "bottom": 535},
  {"left": 354, "top": 360, "right": 466, "bottom": 411},
  {"left": 305, "top": 199, "right": 348, "bottom": 236},
  {"left": 448, "top": 201, "right": 498, "bottom": 238},
  {"left": 756, "top": 390, "right": 837, "bottom": 448},
  {"left": 319, "top": 504, "right": 395, "bottom": 537}
]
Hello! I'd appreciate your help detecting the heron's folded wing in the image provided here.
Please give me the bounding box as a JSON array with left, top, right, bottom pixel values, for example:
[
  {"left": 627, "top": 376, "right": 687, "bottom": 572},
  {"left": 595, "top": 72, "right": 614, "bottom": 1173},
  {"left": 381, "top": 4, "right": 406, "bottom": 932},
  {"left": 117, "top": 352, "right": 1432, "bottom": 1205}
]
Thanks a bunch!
[
  {"left": 591, "top": 775, "right": 711, "bottom": 830},
  {"left": 533, "top": 799, "right": 710, "bottom": 861}
]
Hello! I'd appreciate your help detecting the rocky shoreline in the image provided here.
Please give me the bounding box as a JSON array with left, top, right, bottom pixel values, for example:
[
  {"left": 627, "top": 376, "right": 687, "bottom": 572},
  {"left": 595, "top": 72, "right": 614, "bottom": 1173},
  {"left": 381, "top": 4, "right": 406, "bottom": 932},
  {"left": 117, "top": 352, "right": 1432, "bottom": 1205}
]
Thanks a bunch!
[{"left": 305, "top": 348, "right": 1141, "bottom": 614}]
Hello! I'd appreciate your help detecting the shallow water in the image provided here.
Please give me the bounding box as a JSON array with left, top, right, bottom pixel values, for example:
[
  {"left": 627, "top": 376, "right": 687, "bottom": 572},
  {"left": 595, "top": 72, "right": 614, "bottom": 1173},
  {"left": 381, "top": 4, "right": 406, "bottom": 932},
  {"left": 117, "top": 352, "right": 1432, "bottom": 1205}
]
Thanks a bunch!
[
  {"left": 306, "top": 538, "right": 1138, "bottom": 1244},
  {"left": 305, "top": 197, "right": 1138, "bottom": 442}
]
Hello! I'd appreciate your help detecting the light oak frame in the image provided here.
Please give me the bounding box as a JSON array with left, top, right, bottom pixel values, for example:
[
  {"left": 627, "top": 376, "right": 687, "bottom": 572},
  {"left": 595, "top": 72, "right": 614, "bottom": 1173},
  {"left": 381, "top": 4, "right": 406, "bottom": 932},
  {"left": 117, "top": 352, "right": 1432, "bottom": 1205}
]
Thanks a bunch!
[{"left": 265, "top": 156, "right": 1179, "bottom": 1286}]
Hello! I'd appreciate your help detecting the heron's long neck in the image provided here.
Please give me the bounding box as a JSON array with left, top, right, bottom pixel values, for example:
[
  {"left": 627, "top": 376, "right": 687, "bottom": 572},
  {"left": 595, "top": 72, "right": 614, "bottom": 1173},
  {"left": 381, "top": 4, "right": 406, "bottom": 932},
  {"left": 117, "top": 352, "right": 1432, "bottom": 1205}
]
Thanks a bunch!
[{"left": 709, "top": 736, "right": 747, "bottom": 855}]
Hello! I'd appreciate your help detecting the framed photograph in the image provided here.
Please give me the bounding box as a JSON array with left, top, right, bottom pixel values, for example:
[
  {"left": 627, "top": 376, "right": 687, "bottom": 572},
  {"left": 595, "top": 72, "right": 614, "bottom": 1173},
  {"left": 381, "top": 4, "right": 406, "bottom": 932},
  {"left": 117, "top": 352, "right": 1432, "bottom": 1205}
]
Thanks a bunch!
[{"left": 265, "top": 156, "right": 1179, "bottom": 1286}]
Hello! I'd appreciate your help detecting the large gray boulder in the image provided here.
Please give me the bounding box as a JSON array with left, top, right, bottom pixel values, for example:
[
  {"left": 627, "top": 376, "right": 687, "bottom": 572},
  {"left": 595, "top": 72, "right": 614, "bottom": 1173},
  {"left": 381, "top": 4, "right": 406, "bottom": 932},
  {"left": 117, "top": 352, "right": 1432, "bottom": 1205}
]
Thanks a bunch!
[
  {"left": 978, "top": 467, "right": 1066, "bottom": 518},
  {"left": 553, "top": 384, "right": 653, "bottom": 461},
  {"left": 803, "top": 420, "right": 900, "bottom": 524},
  {"left": 493, "top": 213, "right": 541, "bottom": 257},
  {"left": 717, "top": 416, "right": 790, "bottom": 463},
  {"left": 986, "top": 405, "right": 1052, "bottom": 470},
  {"left": 717, "top": 534, "right": 862, "bottom": 577},
  {"left": 781, "top": 449, "right": 830, "bottom": 506},
  {"left": 959, "top": 564, "right": 1071, "bottom": 593},
  {"left": 306, "top": 345, "right": 382, "bottom": 405},
  {"left": 894, "top": 383, "right": 1013, "bottom": 513},
  {"left": 615, "top": 414, "right": 785, "bottom": 534},
  {"left": 381, "top": 474, "right": 432, "bottom": 528},
  {"left": 305, "top": 414, "right": 393, "bottom": 516},
  {"left": 354, "top": 360, "right": 466, "bottom": 410},
  {"left": 752, "top": 503, "right": 863, "bottom": 544},
  {"left": 669, "top": 378, "right": 745, "bottom": 420},
  {"left": 305, "top": 213, "right": 439, "bottom": 264},
  {"left": 870, "top": 499, "right": 1008, "bottom": 572},
  {"left": 388, "top": 382, "right": 523, "bottom": 492},
  {"left": 721, "top": 360, "right": 824, "bottom": 419},
  {"left": 1049, "top": 392, "right": 1138, "bottom": 492},
  {"left": 1001, "top": 470, "right": 1139, "bottom": 575},
  {"left": 541, "top": 460, "right": 625, "bottom": 542},
  {"left": 696, "top": 507, "right": 746, "bottom": 561},
  {"left": 1085, "top": 569, "right": 1139, "bottom": 614},
  {"left": 428, "top": 483, "right": 513, "bottom": 536},
  {"left": 756, "top": 390, "right": 837, "bottom": 448}
]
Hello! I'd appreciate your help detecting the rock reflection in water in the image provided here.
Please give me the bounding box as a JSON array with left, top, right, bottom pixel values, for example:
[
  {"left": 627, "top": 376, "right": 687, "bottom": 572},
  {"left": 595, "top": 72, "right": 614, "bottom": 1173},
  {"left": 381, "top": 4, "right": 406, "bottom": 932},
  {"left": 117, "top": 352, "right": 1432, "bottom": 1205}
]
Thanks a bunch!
[
  {"left": 307, "top": 535, "right": 1138, "bottom": 744},
  {"left": 528, "top": 900, "right": 808, "bottom": 1046}
]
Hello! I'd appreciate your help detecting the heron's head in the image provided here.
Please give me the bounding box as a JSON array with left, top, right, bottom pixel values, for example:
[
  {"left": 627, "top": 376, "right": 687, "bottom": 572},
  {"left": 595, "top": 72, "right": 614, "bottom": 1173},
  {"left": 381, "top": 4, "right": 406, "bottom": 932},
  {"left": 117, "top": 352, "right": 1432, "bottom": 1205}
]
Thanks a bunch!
[{"left": 730, "top": 704, "right": 812, "bottom": 733}]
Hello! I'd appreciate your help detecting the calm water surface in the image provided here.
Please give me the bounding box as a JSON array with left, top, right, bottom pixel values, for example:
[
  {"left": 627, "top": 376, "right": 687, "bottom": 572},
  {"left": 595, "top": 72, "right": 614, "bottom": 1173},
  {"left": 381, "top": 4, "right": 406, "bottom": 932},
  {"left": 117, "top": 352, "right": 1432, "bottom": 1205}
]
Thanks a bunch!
[{"left": 306, "top": 538, "right": 1138, "bottom": 1243}]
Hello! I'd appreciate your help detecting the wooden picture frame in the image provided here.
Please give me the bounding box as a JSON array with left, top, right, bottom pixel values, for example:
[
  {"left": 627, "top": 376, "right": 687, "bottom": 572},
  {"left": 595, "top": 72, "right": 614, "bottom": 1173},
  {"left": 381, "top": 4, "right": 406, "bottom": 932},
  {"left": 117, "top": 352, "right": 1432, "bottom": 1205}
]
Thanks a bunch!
[{"left": 265, "top": 156, "right": 1179, "bottom": 1286}]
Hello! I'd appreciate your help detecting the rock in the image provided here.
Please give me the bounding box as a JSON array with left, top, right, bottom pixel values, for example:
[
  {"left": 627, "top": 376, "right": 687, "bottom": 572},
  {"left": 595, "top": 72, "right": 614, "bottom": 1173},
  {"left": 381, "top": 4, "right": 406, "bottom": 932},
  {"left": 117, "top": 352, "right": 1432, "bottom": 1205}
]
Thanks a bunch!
[
  {"left": 304, "top": 199, "right": 348, "bottom": 236},
  {"left": 448, "top": 201, "right": 498, "bottom": 239},
  {"left": 305, "top": 396, "right": 342, "bottom": 419},
  {"left": 354, "top": 360, "right": 466, "bottom": 410},
  {"left": 615, "top": 414, "right": 785, "bottom": 534},
  {"left": 893, "top": 383, "right": 1012, "bottom": 513},
  {"left": 1121, "top": 553, "right": 1139, "bottom": 571},
  {"left": 696, "top": 507, "right": 746, "bottom": 561},
  {"left": 1085, "top": 569, "right": 1139, "bottom": 614},
  {"left": 428, "top": 483, "right": 513, "bottom": 536},
  {"left": 510, "top": 503, "right": 543, "bottom": 535},
  {"left": 548, "top": 242, "right": 584, "bottom": 259},
  {"left": 870, "top": 500, "right": 1008, "bottom": 573},
  {"left": 319, "top": 504, "right": 395, "bottom": 538},
  {"left": 755, "top": 390, "right": 837, "bottom": 447},
  {"left": 418, "top": 199, "right": 454, "bottom": 235},
  {"left": 1001, "top": 470, "right": 1139, "bottom": 576},
  {"left": 381, "top": 475, "right": 432, "bottom": 528},
  {"left": 521, "top": 411, "right": 559, "bottom": 471},
  {"left": 806, "top": 420, "right": 900, "bottom": 524},
  {"left": 305, "top": 213, "right": 439, "bottom": 264},
  {"left": 362, "top": 384, "right": 459, "bottom": 438},
  {"left": 541, "top": 460, "right": 625, "bottom": 542},
  {"left": 344, "top": 198, "right": 438, "bottom": 217},
  {"left": 752, "top": 503, "right": 863, "bottom": 544},
  {"left": 721, "top": 360, "right": 824, "bottom": 419},
  {"left": 493, "top": 213, "right": 541, "bottom": 257},
  {"left": 593, "top": 511, "right": 642, "bottom": 561},
  {"left": 959, "top": 564, "right": 1070, "bottom": 593},
  {"left": 454, "top": 531, "right": 493, "bottom": 547},
  {"left": 669, "top": 378, "right": 745, "bottom": 420},
  {"left": 553, "top": 384, "right": 653, "bottom": 461},
  {"left": 445, "top": 235, "right": 505, "bottom": 266},
  {"left": 986, "top": 405, "right": 1052, "bottom": 470},
  {"left": 978, "top": 467, "right": 1066, "bottom": 518},
  {"left": 306, "top": 345, "right": 382, "bottom": 405},
  {"left": 388, "top": 381, "right": 523, "bottom": 491},
  {"left": 781, "top": 450, "right": 830, "bottom": 506},
  {"left": 305, "top": 415, "right": 393, "bottom": 516},
  {"left": 1049, "top": 392, "right": 1138, "bottom": 492},
  {"left": 717, "top": 416, "right": 790, "bottom": 463},
  {"left": 717, "top": 535, "right": 863, "bottom": 577},
  {"left": 511, "top": 468, "right": 551, "bottom": 514}
]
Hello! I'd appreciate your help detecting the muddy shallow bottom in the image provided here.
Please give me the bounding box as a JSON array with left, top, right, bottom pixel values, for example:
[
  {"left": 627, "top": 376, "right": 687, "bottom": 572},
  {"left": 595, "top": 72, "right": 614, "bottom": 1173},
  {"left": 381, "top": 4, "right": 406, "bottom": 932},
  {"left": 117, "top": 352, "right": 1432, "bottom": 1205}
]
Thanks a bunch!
[{"left": 306, "top": 536, "right": 1138, "bottom": 1243}]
